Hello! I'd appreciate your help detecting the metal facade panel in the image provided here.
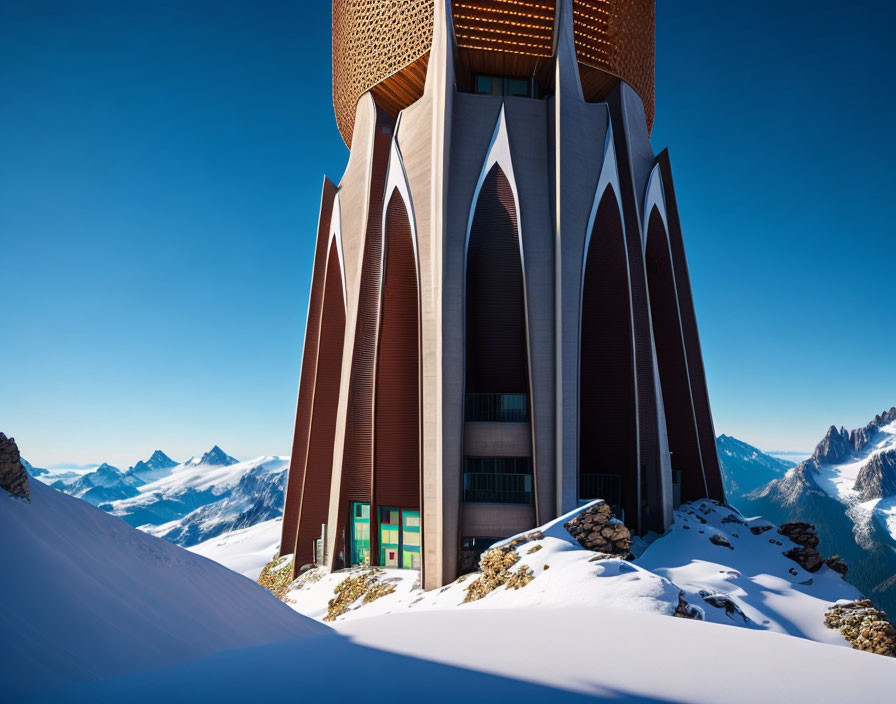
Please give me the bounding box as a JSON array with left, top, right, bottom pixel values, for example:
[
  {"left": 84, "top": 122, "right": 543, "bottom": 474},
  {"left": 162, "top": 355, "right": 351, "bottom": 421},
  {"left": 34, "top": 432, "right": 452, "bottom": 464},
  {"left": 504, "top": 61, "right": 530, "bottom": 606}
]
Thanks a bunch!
[
  {"left": 280, "top": 179, "right": 337, "bottom": 558},
  {"left": 656, "top": 151, "right": 725, "bottom": 503},
  {"left": 294, "top": 246, "right": 347, "bottom": 566},
  {"left": 644, "top": 207, "right": 706, "bottom": 500},
  {"left": 374, "top": 192, "right": 422, "bottom": 508},
  {"left": 580, "top": 187, "right": 638, "bottom": 523}
]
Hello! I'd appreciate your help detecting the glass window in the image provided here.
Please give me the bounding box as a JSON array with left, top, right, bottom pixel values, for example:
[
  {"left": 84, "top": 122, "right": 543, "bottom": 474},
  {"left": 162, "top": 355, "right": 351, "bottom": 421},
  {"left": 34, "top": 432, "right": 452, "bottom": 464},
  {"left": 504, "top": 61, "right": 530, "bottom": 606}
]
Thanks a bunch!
[
  {"left": 401, "top": 510, "right": 421, "bottom": 569},
  {"left": 379, "top": 506, "right": 401, "bottom": 567},
  {"left": 463, "top": 457, "right": 533, "bottom": 504},
  {"left": 475, "top": 75, "right": 493, "bottom": 94},
  {"left": 507, "top": 78, "right": 528, "bottom": 97},
  {"left": 350, "top": 502, "right": 370, "bottom": 566}
]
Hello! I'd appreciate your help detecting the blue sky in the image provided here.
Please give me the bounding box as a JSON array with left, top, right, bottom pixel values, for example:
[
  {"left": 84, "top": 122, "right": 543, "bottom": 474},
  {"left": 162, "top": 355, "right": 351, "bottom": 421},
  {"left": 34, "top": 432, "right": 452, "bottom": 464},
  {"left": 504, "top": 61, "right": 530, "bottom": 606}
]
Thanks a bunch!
[{"left": 1, "top": 1, "right": 893, "bottom": 468}]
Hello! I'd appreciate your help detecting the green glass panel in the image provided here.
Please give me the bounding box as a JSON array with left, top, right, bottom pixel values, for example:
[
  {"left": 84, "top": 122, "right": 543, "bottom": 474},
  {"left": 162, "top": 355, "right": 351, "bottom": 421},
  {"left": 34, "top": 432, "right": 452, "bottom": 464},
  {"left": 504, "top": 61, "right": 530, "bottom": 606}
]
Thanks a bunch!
[
  {"left": 350, "top": 502, "right": 370, "bottom": 566},
  {"left": 401, "top": 510, "right": 421, "bottom": 570}
]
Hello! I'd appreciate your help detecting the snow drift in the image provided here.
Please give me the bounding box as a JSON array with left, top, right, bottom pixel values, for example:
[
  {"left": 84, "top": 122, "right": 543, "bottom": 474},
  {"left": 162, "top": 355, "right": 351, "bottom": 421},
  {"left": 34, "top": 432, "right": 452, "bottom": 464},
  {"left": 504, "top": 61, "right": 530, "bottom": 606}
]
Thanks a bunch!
[{"left": 0, "top": 479, "right": 325, "bottom": 699}]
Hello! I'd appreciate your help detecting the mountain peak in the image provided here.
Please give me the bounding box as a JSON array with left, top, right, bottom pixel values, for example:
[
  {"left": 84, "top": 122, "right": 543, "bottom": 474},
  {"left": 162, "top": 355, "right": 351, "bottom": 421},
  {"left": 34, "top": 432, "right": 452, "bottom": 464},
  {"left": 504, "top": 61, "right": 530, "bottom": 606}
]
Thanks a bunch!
[
  {"left": 95, "top": 463, "right": 122, "bottom": 475},
  {"left": 194, "top": 446, "right": 238, "bottom": 467},
  {"left": 146, "top": 450, "right": 176, "bottom": 469}
]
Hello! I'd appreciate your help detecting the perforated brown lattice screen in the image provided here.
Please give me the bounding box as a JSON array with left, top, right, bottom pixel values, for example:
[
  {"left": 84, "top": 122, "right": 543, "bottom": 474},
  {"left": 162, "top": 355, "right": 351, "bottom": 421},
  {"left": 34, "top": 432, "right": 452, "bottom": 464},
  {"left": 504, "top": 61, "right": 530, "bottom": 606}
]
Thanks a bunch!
[
  {"left": 332, "top": 1, "right": 655, "bottom": 143},
  {"left": 572, "top": 0, "right": 654, "bottom": 128},
  {"left": 333, "top": 0, "right": 435, "bottom": 145}
]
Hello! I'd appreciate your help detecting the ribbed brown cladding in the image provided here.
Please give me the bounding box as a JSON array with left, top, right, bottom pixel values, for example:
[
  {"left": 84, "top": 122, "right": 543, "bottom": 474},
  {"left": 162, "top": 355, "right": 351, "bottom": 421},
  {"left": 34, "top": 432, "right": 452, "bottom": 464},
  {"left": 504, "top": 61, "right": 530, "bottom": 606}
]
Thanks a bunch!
[
  {"left": 332, "top": 0, "right": 434, "bottom": 146},
  {"left": 645, "top": 207, "right": 706, "bottom": 500},
  {"left": 656, "top": 150, "right": 725, "bottom": 502},
  {"left": 375, "top": 192, "right": 421, "bottom": 508},
  {"left": 331, "top": 108, "right": 394, "bottom": 568},
  {"left": 465, "top": 165, "right": 529, "bottom": 396},
  {"left": 609, "top": 105, "right": 661, "bottom": 533},
  {"left": 573, "top": 0, "right": 654, "bottom": 129},
  {"left": 294, "top": 244, "right": 346, "bottom": 568},
  {"left": 579, "top": 187, "right": 638, "bottom": 523},
  {"left": 280, "top": 179, "right": 337, "bottom": 558}
]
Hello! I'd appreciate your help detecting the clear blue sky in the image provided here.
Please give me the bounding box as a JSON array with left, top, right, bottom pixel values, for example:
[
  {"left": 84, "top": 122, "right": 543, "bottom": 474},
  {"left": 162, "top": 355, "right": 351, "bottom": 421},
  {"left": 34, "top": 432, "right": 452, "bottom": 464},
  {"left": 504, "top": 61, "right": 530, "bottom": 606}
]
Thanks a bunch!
[{"left": 1, "top": 0, "right": 893, "bottom": 468}]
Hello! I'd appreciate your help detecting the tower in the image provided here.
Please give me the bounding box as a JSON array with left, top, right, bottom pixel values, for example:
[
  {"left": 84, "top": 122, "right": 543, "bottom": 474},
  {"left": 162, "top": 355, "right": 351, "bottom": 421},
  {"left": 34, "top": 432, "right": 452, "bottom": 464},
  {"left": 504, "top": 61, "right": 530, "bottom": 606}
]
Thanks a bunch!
[{"left": 280, "top": 0, "right": 725, "bottom": 589}]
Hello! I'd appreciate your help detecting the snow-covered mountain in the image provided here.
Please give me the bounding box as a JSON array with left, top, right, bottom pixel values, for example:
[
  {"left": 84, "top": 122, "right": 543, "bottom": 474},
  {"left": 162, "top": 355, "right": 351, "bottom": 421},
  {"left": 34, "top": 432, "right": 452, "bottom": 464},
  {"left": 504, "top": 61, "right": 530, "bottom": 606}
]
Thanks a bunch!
[
  {"left": 37, "top": 447, "right": 289, "bottom": 551},
  {"left": 742, "top": 407, "right": 896, "bottom": 621}
]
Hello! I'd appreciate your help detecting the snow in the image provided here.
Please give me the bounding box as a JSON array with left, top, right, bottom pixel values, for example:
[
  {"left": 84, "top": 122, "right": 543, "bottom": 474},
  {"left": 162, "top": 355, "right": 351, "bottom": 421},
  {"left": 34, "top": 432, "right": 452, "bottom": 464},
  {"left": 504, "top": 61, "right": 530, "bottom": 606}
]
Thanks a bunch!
[
  {"left": 283, "top": 500, "right": 860, "bottom": 651},
  {"left": 102, "top": 454, "right": 287, "bottom": 516},
  {"left": 189, "top": 517, "right": 283, "bottom": 579},
  {"left": 0, "top": 480, "right": 326, "bottom": 700},
  {"left": 31, "top": 607, "right": 896, "bottom": 703}
]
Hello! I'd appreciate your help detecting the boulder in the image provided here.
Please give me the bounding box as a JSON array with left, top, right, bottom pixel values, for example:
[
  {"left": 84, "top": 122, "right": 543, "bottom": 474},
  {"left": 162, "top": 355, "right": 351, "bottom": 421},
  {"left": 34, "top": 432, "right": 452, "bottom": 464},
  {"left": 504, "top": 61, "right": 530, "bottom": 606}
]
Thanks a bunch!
[
  {"left": 709, "top": 534, "right": 734, "bottom": 550},
  {"left": 564, "top": 502, "right": 631, "bottom": 556},
  {"left": 0, "top": 433, "right": 30, "bottom": 502},
  {"left": 825, "top": 555, "right": 849, "bottom": 577},
  {"left": 778, "top": 522, "right": 819, "bottom": 548},
  {"left": 783, "top": 546, "right": 824, "bottom": 573},
  {"left": 825, "top": 599, "right": 896, "bottom": 657}
]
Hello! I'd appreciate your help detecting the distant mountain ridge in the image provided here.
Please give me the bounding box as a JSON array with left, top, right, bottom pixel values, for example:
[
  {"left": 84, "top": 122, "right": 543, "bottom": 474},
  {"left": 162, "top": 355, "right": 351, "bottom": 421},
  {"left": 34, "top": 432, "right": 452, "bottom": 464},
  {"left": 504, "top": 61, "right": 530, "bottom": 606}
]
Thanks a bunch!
[{"left": 35, "top": 446, "right": 288, "bottom": 550}]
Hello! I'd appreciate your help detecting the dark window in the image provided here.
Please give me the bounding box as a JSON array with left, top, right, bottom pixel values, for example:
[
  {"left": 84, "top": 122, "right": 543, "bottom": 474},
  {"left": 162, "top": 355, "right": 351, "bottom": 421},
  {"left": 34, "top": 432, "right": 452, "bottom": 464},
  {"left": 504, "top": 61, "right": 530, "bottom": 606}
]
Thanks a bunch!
[
  {"left": 464, "top": 393, "right": 529, "bottom": 422},
  {"left": 463, "top": 457, "right": 532, "bottom": 504},
  {"left": 470, "top": 74, "right": 535, "bottom": 98},
  {"left": 459, "top": 536, "right": 501, "bottom": 574}
]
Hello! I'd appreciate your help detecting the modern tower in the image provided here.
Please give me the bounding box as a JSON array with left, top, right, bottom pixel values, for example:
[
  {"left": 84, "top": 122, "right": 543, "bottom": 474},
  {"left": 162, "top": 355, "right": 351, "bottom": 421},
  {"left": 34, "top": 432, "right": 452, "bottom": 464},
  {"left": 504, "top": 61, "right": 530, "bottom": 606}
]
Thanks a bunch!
[{"left": 280, "top": 0, "right": 725, "bottom": 590}]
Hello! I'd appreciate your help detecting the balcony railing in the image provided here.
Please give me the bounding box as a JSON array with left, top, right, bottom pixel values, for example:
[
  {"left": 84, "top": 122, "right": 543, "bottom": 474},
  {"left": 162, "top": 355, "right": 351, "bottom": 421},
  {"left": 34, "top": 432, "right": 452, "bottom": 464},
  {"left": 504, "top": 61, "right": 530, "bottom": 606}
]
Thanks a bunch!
[
  {"left": 463, "top": 456, "right": 533, "bottom": 504},
  {"left": 464, "top": 393, "right": 529, "bottom": 422},
  {"left": 579, "top": 473, "right": 622, "bottom": 511}
]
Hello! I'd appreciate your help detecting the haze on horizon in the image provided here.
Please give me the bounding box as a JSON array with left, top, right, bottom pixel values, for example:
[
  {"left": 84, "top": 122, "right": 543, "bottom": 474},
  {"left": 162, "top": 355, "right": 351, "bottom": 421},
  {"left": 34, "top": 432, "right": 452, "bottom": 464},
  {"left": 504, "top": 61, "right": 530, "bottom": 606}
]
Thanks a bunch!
[{"left": 2, "top": 0, "right": 894, "bottom": 468}]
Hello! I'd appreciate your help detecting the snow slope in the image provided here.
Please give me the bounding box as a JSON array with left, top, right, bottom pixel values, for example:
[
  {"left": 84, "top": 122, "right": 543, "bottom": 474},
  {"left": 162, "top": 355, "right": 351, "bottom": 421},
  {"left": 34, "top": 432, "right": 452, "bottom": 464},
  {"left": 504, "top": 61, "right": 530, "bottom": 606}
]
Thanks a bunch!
[
  {"left": 0, "top": 480, "right": 325, "bottom": 699},
  {"left": 189, "top": 517, "right": 282, "bottom": 579},
  {"left": 32, "top": 606, "right": 896, "bottom": 703},
  {"left": 282, "top": 500, "right": 860, "bottom": 650}
]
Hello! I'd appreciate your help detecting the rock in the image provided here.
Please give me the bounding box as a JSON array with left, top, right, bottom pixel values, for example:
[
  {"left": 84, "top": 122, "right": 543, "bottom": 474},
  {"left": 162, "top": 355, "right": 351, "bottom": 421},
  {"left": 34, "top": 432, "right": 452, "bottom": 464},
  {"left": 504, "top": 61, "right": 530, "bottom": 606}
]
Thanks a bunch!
[
  {"left": 750, "top": 525, "right": 772, "bottom": 535},
  {"left": 673, "top": 591, "right": 702, "bottom": 620},
  {"left": 825, "top": 599, "right": 896, "bottom": 657},
  {"left": 256, "top": 555, "right": 295, "bottom": 599},
  {"left": 709, "top": 534, "right": 734, "bottom": 550},
  {"left": 853, "top": 450, "right": 896, "bottom": 501},
  {"left": 699, "top": 591, "right": 751, "bottom": 624},
  {"left": 721, "top": 513, "right": 746, "bottom": 526},
  {"left": 784, "top": 546, "right": 824, "bottom": 573},
  {"left": 0, "top": 433, "right": 30, "bottom": 502},
  {"left": 778, "top": 522, "right": 820, "bottom": 548},
  {"left": 324, "top": 568, "right": 395, "bottom": 621},
  {"left": 564, "top": 502, "right": 631, "bottom": 555},
  {"left": 825, "top": 555, "right": 849, "bottom": 577}
]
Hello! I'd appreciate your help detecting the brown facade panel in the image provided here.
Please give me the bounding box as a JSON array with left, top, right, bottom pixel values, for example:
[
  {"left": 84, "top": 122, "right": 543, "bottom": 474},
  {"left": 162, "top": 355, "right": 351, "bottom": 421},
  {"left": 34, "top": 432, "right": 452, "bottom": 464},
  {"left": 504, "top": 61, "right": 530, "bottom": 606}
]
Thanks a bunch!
[
  {"left": 331, "top": 108, "right": 395, "bottom": 568},
  {"left": 465, "top": 166, "right": 529, "bottom": 396},
  {"left": 294, "top": 245, "right": 346, "bottom": 567},
  {"left": 656, "top": 150, "right": 725, "bottom": 502},
  {"left": 645, "top": 207, "right": 705, "bottom": 499},
  {"left": 579, "top": 187, "right": 638, "bottom": 523},
  {"left": 375, "top": 192, "right": 422, "bottom": 509},
  {"left": 280, "top": 179, "right": 337, "bottom": 557}
]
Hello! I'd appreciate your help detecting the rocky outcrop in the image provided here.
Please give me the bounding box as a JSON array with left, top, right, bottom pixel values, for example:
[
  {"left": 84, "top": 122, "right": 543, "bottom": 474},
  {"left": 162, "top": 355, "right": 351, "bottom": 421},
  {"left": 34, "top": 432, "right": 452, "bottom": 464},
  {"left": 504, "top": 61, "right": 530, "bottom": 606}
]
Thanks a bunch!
[
  {"left": 813, "top": 407, "right": 896, "bottom": 465},
  {"left": 0, "top": 433, "right": 30, "bottom": 501},
  {"left": 324, "top": 569, "right": 397, "bottom": 621},
  {"left": 825, "top": 555, "right": 849, "bottom": 577},
  {"left": 257, "top": 555, "right": 294, "bottom": 599},
  {"left": 709, "top": 534, "right": 734, "bottom": 549},
  {"left": 673, "top": 591, "right": 703, "bottom": 620},
  {"left": 778, "top": 522, "right": 820, "bottom": 548},
  {"left": 854, "top": 450, "right": 896, "bottom": 501},
  {"left": 825, "top": 600, "right": 896, "bottom": 656},
  {"left": 464, "top": 534, "right": 540, "bottom": 602},
  {"left": 564, "top": 502, "right": 631, "bottom": 555},
  {"left": 784, "top": 546, "right": 824, "bottom": 573}
]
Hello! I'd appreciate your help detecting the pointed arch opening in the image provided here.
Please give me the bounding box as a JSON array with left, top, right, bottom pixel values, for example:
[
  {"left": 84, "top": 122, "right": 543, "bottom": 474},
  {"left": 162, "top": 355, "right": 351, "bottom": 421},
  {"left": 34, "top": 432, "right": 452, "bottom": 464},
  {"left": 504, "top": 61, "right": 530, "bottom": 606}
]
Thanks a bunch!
[
  {"left": 295, "top": 242, "right": 346, "bottom": 566},
  {"left": 579, "top": 187, "right": 638, "bottom": 523},
  {"left": 373, "top": 190, "right": 421, "bottom": 569},
  {"left": 645, "top": 206, "right": 706, "bottom": 502},
  {"left": 463, "top": 164, "right": 533, "bottom": 507}
]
